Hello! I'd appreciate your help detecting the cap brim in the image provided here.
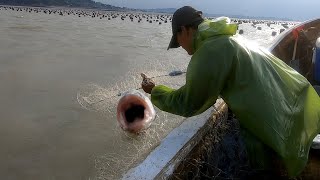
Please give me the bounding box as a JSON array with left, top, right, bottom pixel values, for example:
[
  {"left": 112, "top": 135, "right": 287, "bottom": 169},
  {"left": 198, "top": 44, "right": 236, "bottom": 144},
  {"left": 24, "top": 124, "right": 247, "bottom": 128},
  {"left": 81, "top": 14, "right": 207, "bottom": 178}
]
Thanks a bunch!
[{"left": 167, "top": 34, "right": 180, "bottom": 50}]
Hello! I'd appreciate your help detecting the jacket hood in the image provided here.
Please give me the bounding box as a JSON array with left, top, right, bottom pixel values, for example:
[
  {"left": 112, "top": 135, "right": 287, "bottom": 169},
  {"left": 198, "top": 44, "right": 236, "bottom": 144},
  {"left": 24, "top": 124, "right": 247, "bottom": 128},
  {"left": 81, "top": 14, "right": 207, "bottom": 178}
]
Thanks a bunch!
[{"left": 193, "top": 17, "right": 238, "bottom": 50}]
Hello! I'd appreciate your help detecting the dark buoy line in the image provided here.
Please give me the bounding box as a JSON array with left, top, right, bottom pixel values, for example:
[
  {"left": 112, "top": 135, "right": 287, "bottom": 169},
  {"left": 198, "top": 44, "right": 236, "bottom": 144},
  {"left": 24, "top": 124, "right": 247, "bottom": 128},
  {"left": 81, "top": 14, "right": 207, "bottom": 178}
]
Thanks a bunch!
[
  {"left": 0, "top": 5, "right": 298, "bottom": 35},
  {"left": 0, "top": 5, "right": 173, "bottom": 25}
]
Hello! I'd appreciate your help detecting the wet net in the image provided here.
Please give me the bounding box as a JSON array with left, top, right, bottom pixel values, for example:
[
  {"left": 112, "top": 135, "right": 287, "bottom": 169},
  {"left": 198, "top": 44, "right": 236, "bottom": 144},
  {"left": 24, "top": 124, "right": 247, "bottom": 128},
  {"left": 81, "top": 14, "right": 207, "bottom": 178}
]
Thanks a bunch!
[{"left": 77, "top": 67, "right": 187, "bottom": 179}]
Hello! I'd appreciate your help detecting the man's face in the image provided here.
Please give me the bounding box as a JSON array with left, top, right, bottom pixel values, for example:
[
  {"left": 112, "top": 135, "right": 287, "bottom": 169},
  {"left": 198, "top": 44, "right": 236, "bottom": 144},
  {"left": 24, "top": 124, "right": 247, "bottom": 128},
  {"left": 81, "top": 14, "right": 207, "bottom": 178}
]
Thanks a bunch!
[{"left": 177, "top": 26, "right": 194, "bottom": 55}]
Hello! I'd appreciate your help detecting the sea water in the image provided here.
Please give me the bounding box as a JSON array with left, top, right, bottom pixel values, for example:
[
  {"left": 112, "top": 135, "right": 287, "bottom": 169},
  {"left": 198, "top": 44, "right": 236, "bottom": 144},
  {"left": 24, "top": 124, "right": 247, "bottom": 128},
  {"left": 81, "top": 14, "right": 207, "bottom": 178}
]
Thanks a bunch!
[{"left": 0, "top": 6, "right": 297, "bottom": 179}]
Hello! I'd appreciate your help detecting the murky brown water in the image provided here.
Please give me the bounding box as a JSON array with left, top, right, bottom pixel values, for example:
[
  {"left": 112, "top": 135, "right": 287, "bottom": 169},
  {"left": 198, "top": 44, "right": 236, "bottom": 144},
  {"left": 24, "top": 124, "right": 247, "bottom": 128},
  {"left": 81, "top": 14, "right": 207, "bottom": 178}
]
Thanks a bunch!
[
  {"left": 0, "top": 6, "right": 294, "bottom": 180},
  {"left": 0, "top": 7, "right": 190, "bottom": 179}
]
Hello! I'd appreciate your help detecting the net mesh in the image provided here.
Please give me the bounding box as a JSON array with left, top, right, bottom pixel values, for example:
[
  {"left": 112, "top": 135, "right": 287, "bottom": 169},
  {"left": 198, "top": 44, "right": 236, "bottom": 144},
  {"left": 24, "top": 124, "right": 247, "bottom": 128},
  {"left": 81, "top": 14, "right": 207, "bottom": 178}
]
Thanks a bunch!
[{"left": 77, "top": 69, "right": 187, "bottom": 179}]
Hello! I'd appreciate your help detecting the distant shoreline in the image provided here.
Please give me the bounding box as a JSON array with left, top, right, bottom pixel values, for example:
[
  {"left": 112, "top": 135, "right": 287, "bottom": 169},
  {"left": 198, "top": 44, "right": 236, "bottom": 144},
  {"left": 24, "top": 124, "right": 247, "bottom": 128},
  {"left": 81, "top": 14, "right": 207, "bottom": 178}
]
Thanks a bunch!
[
  {"left": 0, "top": 4, "right": 299, "bottom": 22},
  {"left": 0, "top": 4, "right": 174, "bottom": 16},
  {"left": 0, "top": 4, "right": 126, "bottom": 11}
]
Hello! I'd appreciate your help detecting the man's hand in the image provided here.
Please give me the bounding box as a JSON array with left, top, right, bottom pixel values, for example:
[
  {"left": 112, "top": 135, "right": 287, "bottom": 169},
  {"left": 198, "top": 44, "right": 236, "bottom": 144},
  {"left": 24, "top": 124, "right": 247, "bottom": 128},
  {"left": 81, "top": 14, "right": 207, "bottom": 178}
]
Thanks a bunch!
[{"left": 141, "top": 73, "right": 155, "bottom": 94}]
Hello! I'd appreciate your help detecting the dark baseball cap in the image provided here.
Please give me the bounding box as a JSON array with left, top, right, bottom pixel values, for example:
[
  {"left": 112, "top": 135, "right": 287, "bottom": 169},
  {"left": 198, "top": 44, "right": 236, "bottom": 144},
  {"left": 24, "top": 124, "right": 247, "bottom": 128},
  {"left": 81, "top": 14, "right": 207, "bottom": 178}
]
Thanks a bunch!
[{"left": 167, "top": 6, "right": 204, "bottom": 50}]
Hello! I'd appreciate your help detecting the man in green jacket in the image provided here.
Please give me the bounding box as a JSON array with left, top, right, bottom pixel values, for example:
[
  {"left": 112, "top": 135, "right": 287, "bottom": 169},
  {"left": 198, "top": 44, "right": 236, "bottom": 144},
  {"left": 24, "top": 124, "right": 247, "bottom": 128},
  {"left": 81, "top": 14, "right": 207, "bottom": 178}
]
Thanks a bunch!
[{"left": 141, "top": 6, "right": 320, "bottom": 177}]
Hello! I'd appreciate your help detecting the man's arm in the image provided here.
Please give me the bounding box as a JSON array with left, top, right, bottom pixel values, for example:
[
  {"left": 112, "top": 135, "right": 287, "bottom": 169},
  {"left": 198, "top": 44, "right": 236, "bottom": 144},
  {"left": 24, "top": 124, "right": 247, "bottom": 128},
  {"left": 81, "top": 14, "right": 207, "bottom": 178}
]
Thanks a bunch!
[{"left": 151, "top": 40, "right": 234, "bottom": 117}]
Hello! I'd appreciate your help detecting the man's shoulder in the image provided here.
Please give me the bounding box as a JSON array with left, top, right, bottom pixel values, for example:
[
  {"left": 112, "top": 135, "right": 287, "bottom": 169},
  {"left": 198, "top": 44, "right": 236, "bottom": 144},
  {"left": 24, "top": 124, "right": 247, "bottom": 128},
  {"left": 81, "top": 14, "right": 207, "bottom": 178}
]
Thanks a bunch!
[
  {"left": 199, "top": 35, "right": 238, "bottom": 52},
  {"left": 191, "top": 36, "right": 237, "bottom": 62}
]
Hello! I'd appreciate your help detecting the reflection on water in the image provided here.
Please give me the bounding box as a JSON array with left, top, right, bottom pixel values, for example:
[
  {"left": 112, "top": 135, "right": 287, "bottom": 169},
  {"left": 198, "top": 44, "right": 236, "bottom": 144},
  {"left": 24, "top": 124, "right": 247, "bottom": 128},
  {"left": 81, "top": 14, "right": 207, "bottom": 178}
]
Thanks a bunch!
[{"left": 0, "top": 6, "right": 295, "bottom": 179}]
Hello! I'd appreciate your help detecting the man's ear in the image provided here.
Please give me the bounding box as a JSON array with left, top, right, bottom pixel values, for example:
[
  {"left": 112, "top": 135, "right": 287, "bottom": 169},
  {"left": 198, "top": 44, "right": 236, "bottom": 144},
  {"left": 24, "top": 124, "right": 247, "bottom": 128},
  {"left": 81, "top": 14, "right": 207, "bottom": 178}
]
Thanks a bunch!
[
  {"left": 181, "top": 26, "right": 187, "bottom": 34},
  {"left": 182, "top": 26, "right": 192, "bottom": 36}
]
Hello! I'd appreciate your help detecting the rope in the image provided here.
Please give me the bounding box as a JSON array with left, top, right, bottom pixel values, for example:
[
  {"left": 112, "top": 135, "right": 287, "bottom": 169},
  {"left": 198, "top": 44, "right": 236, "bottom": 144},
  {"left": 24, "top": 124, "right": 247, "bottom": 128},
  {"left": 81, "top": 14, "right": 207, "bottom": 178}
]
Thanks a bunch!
[{"left": 87, "top": 70, "right": 187, "bottom": 105}]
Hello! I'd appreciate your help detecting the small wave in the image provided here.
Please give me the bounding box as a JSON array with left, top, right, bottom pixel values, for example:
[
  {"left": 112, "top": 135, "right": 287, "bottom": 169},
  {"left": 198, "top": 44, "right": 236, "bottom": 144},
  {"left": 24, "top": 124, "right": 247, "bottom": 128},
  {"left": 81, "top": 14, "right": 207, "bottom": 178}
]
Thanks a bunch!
[
  {"left": 116, "top": 35, "right": 135, "bottom": 38},
  {"left": 14, "top": 15, "right": 24, "bottom": 18},
  {"left": 121, "top": 45, "right": 150, "bottom": 48},
  {"left": 8, "top": 25, "right": 45, "bottom": 32}
]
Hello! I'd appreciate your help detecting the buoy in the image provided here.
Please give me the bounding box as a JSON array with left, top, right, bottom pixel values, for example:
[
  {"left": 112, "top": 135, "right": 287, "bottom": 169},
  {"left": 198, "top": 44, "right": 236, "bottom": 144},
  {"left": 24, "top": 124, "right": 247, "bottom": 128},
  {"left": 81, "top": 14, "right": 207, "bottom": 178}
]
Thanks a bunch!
[
  {"left": 169, "top": 70, "right": 184, "bottom": 76},
  {"left": 272, "top": 31, "right": 277, "bottom": 36}
]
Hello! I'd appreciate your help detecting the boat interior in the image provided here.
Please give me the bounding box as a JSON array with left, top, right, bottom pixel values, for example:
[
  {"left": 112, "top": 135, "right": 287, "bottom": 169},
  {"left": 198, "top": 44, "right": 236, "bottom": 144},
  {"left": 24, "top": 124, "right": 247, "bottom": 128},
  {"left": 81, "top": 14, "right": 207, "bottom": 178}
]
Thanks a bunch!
[{"left": 271, "top": 19, "right": 320, "bottom": 87}]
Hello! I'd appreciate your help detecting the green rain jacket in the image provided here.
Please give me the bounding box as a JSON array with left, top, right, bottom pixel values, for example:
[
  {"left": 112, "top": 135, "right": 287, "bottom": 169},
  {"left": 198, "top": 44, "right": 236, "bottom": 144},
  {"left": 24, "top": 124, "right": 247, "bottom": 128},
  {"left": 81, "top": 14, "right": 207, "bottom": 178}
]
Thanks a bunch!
[{"left": 151, "top": 17, "right": 320, "bottom": 177}]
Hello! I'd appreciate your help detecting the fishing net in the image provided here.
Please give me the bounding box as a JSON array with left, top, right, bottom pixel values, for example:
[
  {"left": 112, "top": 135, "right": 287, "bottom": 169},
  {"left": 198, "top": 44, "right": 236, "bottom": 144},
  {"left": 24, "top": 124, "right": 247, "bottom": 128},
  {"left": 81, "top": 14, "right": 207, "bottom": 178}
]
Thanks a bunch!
[
  {"left": 77, "top": 65, "right": 187, "bottom": 179},
  {"left": 77, "top": 70, "right": 186, "bottom": 114},
  {"left": 169, "top": 111, "right": 320, "bottom": 180}
]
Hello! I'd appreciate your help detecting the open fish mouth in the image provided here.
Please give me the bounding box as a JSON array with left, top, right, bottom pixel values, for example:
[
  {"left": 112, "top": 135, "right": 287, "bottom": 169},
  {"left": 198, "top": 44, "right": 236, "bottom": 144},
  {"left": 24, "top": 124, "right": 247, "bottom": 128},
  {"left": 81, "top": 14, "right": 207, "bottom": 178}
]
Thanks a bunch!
[{"left": 116, "top": 90, "right": 155, "bottom": 133}]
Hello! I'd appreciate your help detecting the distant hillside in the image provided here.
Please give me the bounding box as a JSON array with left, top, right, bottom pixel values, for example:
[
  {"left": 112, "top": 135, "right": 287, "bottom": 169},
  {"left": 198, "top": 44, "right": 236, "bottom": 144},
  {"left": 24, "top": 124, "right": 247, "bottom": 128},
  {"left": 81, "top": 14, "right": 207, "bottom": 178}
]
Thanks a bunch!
[
  {"left": 0, "top": 1, "right": 293, "bottom": 21},
  {"left": 0, "top": 0, "right": 126, "bottom": 10}
]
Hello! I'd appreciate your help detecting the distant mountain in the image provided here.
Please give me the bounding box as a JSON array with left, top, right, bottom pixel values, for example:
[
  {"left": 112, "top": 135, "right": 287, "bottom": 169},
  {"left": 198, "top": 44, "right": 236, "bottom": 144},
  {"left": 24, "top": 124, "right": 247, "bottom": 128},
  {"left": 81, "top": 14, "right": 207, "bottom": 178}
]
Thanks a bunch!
[
  {"left": 0, "top": 1, "right": 293, "bottom": 21},
  {"left": 0, "top": 0, "right": 127, "bottom": 10}
]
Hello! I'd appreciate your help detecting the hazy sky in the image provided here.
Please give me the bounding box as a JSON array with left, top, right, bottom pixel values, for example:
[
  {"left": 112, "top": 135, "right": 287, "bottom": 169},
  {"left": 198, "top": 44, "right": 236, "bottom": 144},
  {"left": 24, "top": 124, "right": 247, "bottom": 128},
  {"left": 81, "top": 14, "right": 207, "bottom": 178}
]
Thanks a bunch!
[{"left": 96, "top": 0, "right": 319, "bottom": 21}]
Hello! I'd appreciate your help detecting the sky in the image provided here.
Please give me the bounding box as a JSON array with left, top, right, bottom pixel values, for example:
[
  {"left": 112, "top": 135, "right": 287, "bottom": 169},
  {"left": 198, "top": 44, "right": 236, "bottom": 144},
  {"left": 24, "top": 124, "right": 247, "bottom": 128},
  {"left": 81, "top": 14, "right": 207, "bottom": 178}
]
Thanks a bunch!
[{"left": 96, "top": 0, "right": 320, "bottom": 21}]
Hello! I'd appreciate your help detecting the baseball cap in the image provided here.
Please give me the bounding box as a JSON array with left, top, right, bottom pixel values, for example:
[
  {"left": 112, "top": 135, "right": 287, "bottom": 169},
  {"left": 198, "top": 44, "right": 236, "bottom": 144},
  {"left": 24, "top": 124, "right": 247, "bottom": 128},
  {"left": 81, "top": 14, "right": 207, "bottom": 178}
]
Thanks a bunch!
[{"left": 167, "top": 6, "right": 204, "bottom": 50}]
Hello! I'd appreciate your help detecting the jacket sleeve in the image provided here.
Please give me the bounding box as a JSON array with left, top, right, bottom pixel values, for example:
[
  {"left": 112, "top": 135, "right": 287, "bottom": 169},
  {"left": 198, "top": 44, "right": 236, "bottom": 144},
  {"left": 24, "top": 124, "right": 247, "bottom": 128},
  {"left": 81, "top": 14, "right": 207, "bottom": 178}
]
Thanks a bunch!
[{"left": 151, "top": 39, "right": 234, "bottom": 117}]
